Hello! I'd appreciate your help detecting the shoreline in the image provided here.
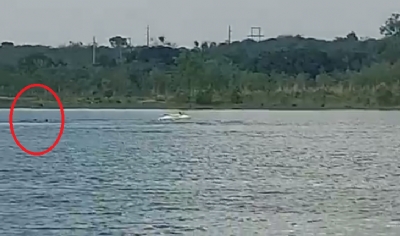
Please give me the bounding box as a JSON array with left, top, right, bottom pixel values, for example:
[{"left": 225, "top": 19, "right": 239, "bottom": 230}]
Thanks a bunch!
[{"left": 2, "top": 100, "right": 400, "bottom": 111}]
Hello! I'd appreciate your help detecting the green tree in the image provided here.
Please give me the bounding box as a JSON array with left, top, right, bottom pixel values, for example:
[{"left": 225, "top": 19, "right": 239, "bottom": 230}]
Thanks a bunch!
[
  {"left": 380, "top": 13, "right": 400, "bottom": 37},
  {"left": 109, "top": 36, "right": 128, "bottom": 63}
]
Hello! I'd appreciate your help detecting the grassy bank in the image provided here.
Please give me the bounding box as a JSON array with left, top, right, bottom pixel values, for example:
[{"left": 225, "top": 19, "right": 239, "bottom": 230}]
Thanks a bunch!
[{"left": 3, "top": 95, "right": 400, "bottom": 110}]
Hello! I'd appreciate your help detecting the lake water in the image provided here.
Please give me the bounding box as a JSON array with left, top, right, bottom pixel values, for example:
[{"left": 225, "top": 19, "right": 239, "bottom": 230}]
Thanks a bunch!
[{"left": 1, "top": 109, "right": 400, "bottom": 235}]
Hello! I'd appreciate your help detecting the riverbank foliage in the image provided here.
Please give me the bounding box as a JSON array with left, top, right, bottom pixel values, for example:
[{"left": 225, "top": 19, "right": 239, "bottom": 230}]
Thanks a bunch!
[{"left": 1, "top": 13, "right": 400, "bottom": 108}]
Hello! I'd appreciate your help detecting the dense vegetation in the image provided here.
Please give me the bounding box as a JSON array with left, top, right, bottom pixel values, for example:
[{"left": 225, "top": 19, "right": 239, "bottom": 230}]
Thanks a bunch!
[{"left": 1, "top": 13, "right": 400, "bottom": 108}]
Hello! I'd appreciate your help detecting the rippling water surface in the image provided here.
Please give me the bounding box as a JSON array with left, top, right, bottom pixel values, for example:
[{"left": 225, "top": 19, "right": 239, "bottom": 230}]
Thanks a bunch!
[{"left": 1, "top": 109, "right": 400, "bottom": 235}]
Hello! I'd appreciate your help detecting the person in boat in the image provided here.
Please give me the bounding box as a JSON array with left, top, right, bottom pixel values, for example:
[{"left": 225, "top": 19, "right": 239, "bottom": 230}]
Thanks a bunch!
[{"left": 179, "top": 112, "right": 182, "bottom": 115}]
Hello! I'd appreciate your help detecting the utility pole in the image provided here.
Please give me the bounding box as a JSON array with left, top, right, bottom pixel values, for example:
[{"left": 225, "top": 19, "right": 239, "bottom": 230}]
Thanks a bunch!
[
  {"left": 127, "top": 37, "right": 132, "bottom": 52},
  {"left": 248, "top": 26, "right": 264, "bottom": 42},
  {"left": 92, "top": 36, "right": 96, "bottom": 65},
  {"left": 146, "top": 25, "right": 150, "bottom": 47},
  {"left": 227, "top": 25, "right": 232, "bottom": 44}
]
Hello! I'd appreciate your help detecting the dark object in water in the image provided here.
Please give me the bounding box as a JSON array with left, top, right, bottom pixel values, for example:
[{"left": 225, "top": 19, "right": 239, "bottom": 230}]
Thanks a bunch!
[{"left": 20, "top": 119, "right": 51, "bottom": 123}]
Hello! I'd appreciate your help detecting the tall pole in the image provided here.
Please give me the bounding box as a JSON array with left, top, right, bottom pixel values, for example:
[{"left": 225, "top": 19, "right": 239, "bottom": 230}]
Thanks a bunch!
[
  {"left": 228, "top": 25, "right": 232, "bottom": 44},
  {"left": 127, "top": 37, "right": 132, "bottom": 52},
  {"left": 146, "top": 25, "right": 150, "bottom": 47},
  {"left": 92, "top": 36, "right": 96, "bottom": 65}
]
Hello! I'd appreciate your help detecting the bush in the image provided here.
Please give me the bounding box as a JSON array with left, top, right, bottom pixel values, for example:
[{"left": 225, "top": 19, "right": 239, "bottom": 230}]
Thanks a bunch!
[
  {"left": 230, "top": 87, "right": 243, "bottom": 104},
  {"left": 173, "top": 90, "right": 190, "bottom": 103},
  {"left": 196, "top": 89, "right": 213, "bottom": 104},
  {"left": 375, "top": 83, "right": 393, "bottom": 106},
  {"left": 104, "top": 89, "right": 114, "bottom": 98}
]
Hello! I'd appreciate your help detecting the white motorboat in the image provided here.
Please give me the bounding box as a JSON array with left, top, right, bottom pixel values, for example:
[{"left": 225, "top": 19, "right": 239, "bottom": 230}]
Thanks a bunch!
[{"left": 158, "top": 112, "right": 191, "bottom": 121}]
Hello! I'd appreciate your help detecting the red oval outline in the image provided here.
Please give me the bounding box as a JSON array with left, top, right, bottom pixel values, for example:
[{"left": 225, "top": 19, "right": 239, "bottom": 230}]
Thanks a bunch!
[{"left": 9, "top": 84, "right": 65, "bottom": 156}]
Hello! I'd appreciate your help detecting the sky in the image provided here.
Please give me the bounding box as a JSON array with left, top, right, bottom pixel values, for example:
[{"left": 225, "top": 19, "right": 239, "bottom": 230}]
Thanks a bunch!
[{"left": 0, "top": 0, "right": 399, "bottom": 47}]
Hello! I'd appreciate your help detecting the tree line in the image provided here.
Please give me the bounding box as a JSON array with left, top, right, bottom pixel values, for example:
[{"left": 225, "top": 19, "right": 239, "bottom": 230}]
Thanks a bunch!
[{"left": 1, "top": 13, "right": 400, "bottom": 108}]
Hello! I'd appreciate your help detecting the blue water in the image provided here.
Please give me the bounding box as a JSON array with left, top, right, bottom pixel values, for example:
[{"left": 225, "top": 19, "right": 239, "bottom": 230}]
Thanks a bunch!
[{"left": 1, "top": 109, "right": 400, "bottom": 235}]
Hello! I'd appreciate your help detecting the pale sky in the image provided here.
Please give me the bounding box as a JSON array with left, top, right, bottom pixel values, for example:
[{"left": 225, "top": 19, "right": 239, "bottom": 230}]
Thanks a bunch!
[{"left": 0, "top": 0, "right": 399, "bottom": 47}]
